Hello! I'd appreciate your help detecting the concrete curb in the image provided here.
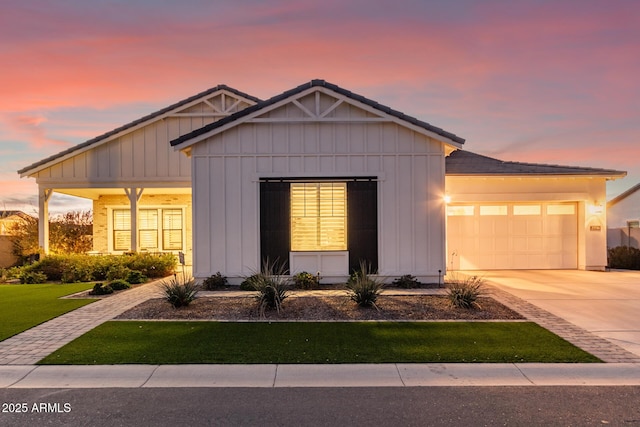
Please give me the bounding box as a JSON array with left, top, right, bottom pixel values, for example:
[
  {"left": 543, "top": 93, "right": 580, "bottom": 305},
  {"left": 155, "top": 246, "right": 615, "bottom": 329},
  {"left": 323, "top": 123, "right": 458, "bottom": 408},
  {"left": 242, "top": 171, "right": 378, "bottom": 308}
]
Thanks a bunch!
[{"left": 2, "top": 363, "right": 640, "bottom": 388}]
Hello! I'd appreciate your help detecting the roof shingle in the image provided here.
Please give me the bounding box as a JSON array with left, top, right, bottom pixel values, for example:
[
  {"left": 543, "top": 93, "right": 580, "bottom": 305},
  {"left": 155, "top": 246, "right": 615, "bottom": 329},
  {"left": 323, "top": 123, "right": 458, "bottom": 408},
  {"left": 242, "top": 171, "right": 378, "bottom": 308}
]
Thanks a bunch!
[{"left": 445, "top": 150, "right": 625, "bottom": 177}]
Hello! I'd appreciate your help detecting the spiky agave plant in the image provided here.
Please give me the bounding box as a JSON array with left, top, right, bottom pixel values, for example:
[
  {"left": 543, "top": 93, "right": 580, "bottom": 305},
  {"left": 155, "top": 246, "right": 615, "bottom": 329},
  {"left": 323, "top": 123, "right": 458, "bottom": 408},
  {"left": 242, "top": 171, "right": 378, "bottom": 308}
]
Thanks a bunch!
[
  {"left": 446, "top": 274, "right": 486, "bottom": 309},
  {"left": 160, "top": 275, "right": 200, "bottom": 308},
  {"left": 248, "top": 258, "right": 291, "bottom": 316},
  {"left": 345, "top": 260, "right": 384, "bottom": 308}
]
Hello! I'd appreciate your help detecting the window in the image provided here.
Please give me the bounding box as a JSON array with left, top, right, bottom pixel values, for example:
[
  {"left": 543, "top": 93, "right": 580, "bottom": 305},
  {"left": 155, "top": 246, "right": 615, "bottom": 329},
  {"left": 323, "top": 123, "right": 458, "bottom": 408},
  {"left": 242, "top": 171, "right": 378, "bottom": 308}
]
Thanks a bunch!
[
  {"left": 162, "top": 209, "right": 183, "bottom": 250},
  {"left": 111, "top": 208, "right": 184, "bottom": 252},
  {"left": 480, "top": 205, "right": 507, "bottom": 216},
  {"left": 138, "top": 210, "right": 158, "bottom": 249},
  {"left": 291, "top": 182, "right": 347, "bottom": 251},
  {"left": 547, "top": 204, "right": 575, "bottom": 215},
  {"left": 447, "top": 205, "right": 474, "bottom": 216},
  {"left": 513, "top": 205, "right": 541, "bottom": 215},
  {"left": 113, "top": 210, "right": 131, "bottom": 251}
]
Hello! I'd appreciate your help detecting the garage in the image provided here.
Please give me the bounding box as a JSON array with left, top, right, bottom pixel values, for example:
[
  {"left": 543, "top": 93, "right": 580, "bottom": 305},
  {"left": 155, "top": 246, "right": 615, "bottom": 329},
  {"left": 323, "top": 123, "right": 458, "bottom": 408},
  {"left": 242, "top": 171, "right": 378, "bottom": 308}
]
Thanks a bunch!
[{"left": 446, "top": 202, "right": 578, "bottom": 270}]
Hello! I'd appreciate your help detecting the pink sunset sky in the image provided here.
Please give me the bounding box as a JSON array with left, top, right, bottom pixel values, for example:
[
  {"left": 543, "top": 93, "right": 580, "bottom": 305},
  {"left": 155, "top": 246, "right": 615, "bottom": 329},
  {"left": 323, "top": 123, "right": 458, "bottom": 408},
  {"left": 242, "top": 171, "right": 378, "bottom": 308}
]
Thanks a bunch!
[{"left": 1, "top": 0, "right": 638, "bottom": 214}]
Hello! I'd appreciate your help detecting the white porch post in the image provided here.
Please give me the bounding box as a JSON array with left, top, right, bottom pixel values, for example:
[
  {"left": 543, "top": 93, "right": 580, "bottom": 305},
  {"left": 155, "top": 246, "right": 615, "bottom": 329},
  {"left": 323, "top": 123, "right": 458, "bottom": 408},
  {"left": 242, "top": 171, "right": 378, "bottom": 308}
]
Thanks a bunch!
[
  {"left": 38, "top": 187, "right": 53, "bottom": 254},
  {"left": 125, "top": 187, "right": 144, "bottom": 252}
]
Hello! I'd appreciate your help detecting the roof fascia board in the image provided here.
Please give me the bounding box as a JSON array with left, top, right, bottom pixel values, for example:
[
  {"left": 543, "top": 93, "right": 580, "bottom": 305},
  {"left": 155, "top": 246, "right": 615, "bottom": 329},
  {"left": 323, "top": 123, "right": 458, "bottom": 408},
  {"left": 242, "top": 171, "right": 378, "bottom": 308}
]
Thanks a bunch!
[{"left": 446, "top": 172, "right": 627, "bottom": 179}]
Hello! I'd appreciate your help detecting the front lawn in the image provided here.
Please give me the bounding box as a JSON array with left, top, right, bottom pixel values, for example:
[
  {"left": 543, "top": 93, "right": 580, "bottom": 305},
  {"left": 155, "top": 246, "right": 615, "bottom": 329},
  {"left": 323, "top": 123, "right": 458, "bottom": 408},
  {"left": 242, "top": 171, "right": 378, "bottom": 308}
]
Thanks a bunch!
[
  {"left": 0, "top": 283, "right": 95, "bottom": 341},
  {"left": 39, "top": 321, "right": 600, "bottom": 364}
]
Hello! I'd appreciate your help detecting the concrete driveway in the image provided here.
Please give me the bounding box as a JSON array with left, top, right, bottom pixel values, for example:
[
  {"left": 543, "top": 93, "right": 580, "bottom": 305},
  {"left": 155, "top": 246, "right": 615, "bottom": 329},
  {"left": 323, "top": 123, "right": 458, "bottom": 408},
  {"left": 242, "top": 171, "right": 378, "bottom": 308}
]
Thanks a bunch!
[{"left": 474, "top": 270, "right": 640, "bottom": 358}]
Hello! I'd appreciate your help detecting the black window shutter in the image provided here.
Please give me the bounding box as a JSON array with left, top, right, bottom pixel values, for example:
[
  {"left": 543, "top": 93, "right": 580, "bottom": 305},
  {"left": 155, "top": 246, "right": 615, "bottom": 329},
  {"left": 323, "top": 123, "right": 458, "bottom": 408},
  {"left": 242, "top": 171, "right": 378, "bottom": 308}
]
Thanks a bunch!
[
  {"left": 259, "top": 181, "right": 290, "bottom": 273},
  {"left": 347, "top": 180, "right": 378, "bottom": 273}
]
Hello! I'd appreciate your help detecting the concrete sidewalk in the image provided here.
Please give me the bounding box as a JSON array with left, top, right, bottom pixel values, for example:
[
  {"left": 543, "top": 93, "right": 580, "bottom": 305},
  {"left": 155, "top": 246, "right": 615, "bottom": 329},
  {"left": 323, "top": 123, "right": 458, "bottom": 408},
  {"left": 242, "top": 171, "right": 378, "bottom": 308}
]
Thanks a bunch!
[{"left": 2, "top": 363, "right": 640, "bottom": 388}]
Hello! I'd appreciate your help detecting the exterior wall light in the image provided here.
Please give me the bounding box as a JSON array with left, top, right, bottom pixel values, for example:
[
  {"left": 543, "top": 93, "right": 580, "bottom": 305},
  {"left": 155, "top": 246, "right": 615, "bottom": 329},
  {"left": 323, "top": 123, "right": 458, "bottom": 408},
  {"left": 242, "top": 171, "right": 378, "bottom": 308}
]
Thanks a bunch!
[
  {"left": 443, "top": 195, "right": 451, "bottom": 204},
  {"left": 588, "top": 202, "right": 604, "bottom": 215}
]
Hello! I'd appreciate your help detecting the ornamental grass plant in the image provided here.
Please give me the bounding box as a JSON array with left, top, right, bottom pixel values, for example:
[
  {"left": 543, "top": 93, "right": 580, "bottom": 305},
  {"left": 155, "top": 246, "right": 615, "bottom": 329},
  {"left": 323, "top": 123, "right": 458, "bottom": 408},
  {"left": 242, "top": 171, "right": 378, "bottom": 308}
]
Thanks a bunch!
[
  {"left": 446, "top": 274, "right": 486, "bottom": 309},
  {"left": 345, "top": 261, "right": 384, "bottom": 308}
]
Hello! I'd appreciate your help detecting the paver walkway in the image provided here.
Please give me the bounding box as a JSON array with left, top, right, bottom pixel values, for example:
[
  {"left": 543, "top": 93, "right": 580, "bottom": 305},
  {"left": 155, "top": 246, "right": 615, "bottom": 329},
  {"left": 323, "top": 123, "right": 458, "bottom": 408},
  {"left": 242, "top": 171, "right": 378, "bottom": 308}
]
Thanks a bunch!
[
  {"left": 0, "top": 282, "right": 161, "bottom": 365},
  {"left": 0, "top": 280, "right": 638, "bottom": 365}
]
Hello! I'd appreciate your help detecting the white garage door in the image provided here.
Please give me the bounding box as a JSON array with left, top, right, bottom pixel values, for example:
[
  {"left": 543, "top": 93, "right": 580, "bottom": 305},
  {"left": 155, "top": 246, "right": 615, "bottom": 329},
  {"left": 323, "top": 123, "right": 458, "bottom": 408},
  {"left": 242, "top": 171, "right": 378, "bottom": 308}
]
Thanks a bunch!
[{"left": 447, "top": 202, "right": 578, "bottom": 270}]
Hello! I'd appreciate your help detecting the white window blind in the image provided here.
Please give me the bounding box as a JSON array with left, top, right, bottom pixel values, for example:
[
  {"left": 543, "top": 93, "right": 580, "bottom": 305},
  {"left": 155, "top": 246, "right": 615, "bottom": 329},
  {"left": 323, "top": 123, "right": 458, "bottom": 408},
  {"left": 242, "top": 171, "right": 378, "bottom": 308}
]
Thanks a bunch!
[
  {"left": 291, "top": 182, "right": 347, "bottom": 251},
  {"left": 113, "top": 209, "right": 131, "bottom": 251},
  {"left": 111, "top": 208, "right": 184, "bottom": 252},
  {"left": 162, "top": 209, "right": 183, "bottom": 250},
  {"left": 138, "top": 210, "right": 158, "bottom": 250}
]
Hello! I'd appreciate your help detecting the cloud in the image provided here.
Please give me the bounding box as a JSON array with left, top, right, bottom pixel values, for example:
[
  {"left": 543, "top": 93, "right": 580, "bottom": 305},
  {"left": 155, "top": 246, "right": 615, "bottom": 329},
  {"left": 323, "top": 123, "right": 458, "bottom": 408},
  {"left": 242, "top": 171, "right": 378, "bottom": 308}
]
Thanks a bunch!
[{"left": 1, "top": 113, "right": 70, "bottom": 150}]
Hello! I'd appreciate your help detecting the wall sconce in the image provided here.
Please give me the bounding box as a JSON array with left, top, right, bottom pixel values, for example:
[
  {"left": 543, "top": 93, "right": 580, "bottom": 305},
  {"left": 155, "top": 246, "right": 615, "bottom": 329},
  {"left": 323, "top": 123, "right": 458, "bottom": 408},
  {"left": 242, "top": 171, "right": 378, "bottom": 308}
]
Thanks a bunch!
[
  {"left": 588, "top": 202, "right": 604, "bottom": 215},
  {"left": 443, "top": 194, "right": 451, "bottom": 204}
]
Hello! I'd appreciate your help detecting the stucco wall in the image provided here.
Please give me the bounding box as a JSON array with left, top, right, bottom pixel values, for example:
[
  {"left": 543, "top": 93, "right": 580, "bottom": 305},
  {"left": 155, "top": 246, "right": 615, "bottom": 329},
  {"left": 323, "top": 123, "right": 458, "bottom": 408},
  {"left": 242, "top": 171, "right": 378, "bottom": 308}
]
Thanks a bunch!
[{"left": 0, "top": 236, "right": 17, "bottom": 268}]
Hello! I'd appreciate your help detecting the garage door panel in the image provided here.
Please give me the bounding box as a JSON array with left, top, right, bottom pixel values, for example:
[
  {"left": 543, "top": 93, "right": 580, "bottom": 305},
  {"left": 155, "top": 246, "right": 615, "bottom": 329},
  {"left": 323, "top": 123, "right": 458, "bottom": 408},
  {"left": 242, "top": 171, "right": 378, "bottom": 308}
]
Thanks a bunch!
[{"left": 447, "top": 202, "right": 577, "bottom": 270}]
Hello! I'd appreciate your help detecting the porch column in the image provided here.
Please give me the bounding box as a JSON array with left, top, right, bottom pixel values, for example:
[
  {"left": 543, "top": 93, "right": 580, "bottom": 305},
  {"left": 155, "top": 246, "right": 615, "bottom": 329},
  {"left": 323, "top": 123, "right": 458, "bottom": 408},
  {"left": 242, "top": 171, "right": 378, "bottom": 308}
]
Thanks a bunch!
[
  {"left": 125, "top": 187, "right": 144, "bottom": 252},
  {"left": 38, "top": 187, "right": 53, "bottom": 254}
]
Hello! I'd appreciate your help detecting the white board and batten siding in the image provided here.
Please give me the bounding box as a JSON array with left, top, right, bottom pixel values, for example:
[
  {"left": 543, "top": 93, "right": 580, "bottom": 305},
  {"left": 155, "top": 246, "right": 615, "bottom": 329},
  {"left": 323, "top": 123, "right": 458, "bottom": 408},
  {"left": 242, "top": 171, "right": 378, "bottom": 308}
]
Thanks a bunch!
[
  {"left": 191, "top": 116, "right": 448, "bottom": 283},
  {"left": 28, "top": 90, "right": 256, "bottom": 189}
]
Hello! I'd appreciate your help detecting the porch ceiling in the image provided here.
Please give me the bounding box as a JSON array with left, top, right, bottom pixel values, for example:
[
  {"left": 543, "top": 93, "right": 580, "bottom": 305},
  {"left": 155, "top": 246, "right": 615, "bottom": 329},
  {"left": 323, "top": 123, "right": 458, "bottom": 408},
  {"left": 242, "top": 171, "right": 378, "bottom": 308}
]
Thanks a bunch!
[{"left": 53, "top": 187, "right": 192, "bottom": 200}]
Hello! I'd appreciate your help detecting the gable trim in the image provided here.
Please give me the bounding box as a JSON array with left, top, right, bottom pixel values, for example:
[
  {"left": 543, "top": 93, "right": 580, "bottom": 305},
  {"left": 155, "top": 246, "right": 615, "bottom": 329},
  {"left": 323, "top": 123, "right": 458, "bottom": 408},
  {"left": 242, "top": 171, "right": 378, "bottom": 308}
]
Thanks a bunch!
[
  {"left": 18, "top": 86, "right": 261, "bottom": 177},
  {"left": 170, "top": 80, "right": 466, "bottom": 151}
]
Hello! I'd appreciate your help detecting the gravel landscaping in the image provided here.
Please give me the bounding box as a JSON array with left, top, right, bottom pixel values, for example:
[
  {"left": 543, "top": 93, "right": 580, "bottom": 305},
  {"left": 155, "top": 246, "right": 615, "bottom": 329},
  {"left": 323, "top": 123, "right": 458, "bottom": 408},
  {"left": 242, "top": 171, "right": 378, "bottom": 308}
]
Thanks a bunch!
[{"left": 116, "top": 293, "right": 524, "bottom": 321}]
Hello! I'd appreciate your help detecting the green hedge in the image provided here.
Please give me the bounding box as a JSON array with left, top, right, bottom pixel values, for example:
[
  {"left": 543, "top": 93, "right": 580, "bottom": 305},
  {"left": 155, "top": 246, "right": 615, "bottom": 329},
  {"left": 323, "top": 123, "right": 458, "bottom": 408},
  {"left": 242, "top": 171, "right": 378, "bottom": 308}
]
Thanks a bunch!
[
  {"left": 608, "top": 246, "right": 640, "bottom": 270},
  {"left": 22, "top": 253, "right": 177, "bottom": 283}
]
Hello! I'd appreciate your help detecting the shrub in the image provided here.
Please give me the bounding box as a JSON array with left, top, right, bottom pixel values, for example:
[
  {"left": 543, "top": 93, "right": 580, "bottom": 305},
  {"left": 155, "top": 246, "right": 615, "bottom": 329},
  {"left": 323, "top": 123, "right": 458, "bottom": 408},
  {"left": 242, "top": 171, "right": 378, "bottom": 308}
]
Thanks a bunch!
[
  {"left": 109, "top": 279, "right": 131, "bottom": 291},
  {"left": 31, "top": 255, "right": 67, "bottom": 281},
  {"left": 106, "top": 264, "right": 132, "bottom": 281},
  {"left": 346, "top": 261, "right": 384, "bottom": 308},
  {"left": 60, "top": 259, "right": 94, "bottom": 283},
  {"left": 392, "top": 274, "right": 421, "bottom": 289},
  {"left": 607, "top": 246, "right": 640, "bottom": 270},
  {"left": 126, "top": 253, "right": 177, "bottom": 278},
  {"left": 246, "top": 259, "right": 290, "bottom": 315},
  {"left": 160, "top": 275, "right": 199, "bottom": 308},
  {"left": 22, "top": 253, "right": 177, "bottom": 283},
  {"left": 293, "top": 271, "right": 319, "bottom": 289},
  {"left": 19, "top": 270, "right": 47, "bottom": 284},
  {"left": 89, "top": 283, "right": 114, "bottom": 295},
  {"left": 125, "top": 270, "right": 147, "bottom": 285},
  {"left": 240, "top": 274, "right": 260, "bottom": 291},
  {"left": 446, "top": 275, "right": 486, "bottom": 309},
  {"left": 202, "top": 272, "right": 228, "bottom": 290}
]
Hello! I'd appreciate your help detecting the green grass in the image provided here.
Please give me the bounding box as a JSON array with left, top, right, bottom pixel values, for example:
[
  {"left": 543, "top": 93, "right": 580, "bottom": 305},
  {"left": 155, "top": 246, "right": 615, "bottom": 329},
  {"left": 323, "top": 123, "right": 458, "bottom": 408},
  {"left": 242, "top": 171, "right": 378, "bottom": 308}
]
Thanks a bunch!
[
  {"left": 0, "top": 283, "right": 95, "bottom": 341},
  {"left": 39, "top": 321, "right": 600, "bottom": 364}
]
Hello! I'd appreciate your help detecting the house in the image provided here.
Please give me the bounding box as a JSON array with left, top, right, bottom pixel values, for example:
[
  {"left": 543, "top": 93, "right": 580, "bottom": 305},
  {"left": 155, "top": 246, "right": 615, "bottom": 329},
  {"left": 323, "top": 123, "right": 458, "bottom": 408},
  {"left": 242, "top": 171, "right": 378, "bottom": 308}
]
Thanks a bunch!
[
  {"left": 0, "top": 210, "right": 31, "bottom": 267},
  {"left": 606, "top": 183, "right": 640, "bottom": 248},
  {"left": 19, "top": 80, "right": 626, "bottom": 283}
]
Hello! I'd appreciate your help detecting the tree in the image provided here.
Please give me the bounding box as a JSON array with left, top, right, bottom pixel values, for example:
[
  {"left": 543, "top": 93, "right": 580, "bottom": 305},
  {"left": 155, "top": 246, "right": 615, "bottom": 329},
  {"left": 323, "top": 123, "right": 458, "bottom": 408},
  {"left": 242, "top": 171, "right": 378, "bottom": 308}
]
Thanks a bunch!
[
  {"left": 9, "top": 210, "right": 93, "bottom": 261},
  {"left": 49, "top": 210, "right": 93, "bottom": 254}
]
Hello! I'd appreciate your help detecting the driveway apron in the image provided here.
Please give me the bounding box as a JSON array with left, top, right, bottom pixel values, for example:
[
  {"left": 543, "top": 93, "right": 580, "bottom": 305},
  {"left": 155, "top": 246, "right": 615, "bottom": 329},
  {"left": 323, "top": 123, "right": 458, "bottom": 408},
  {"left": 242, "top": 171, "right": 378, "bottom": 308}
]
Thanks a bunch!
[{"left": 473, "top": 270, "right": 640, "bottom": 362}]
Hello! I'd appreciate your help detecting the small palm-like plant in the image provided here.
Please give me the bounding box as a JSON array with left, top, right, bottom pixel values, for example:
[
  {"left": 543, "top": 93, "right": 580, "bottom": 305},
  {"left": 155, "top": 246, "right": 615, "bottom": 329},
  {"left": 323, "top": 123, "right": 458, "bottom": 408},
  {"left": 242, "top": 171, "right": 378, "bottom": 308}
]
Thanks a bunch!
[
  {"left": 346, "top": 261, "right": 383, "bottom": 308},
  {"left": 160, "top": 275, "right": 199, "bottom": 308},
  {"left": 247, "top": 259, "right": 290, "bottom": 316},
  {"left": 446, "top": 274, "right": 486, "bottom": 309}
]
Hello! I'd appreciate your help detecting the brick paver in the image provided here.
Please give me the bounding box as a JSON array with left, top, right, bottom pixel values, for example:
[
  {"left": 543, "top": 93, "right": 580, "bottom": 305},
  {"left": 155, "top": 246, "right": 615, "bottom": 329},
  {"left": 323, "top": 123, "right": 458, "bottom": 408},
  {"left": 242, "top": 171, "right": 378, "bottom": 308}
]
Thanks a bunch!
[
  {"left": 0, "top": 282, "right": 161, "bottom": 365},
  {"left": 486, "top": 284, "right": 640, "bottom": 363}
]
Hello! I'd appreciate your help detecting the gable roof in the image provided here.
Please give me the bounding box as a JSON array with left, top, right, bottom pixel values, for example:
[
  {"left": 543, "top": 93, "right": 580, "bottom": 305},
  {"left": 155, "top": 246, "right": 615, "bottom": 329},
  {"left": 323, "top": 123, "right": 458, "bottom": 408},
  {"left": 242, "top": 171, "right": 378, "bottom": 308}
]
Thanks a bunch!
[
  {"left": 608, "top": 183, "right": 640, "bottom": 208},
  {"left": 18, "top": 85, "right": 261, "bottom": 177},
  {"left": 171, "top": 79, "right": 466, "bottom": 149},
  {"left": 446, "top": 150, "right": 626, "bottom": 178}
]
